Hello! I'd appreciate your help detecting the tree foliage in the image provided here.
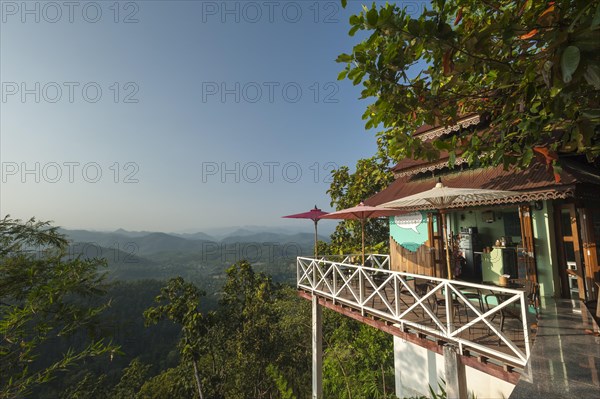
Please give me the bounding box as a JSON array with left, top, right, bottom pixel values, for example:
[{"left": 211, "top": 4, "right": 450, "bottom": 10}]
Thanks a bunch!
[
  {"left": 0, "top": 217, "right": 398, "bottom": 398},
  {"left": 136, "top": 363, "right": 198, "bottom": 399},
  {"left": 60, "top": 372, "right": 109, "bottom": 399},
  {"left": 142, "top": 262, "right": 312, "bottom": 399},
  {"left": 323, "top": 312, "right": 396, "bottom": 399},
  {"left": 144, "top": 277, "right": 210, "bottom": 399},
  {"left": 218, "top": 261, "right": 292, "bottom": 398},
  {"left": 111, "top": 358, "right": 152, "bottom": 399},
  {"left": 326, "top": 139, "right": 395, "bottom": 255},
  {"left": 0, "top": 216, "right": 116, "bottom": 399},
  {"left": 338, "top": 0, "right": 600, "bottom": 172}
]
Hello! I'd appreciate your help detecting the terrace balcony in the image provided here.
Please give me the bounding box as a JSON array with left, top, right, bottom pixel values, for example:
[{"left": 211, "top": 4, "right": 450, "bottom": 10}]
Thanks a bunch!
[
  {"left": 298, "top": 254, "right": 600, "bottom": 398},
  {"left": 297, "top": 254, "right": 539, "bottom": 389}
]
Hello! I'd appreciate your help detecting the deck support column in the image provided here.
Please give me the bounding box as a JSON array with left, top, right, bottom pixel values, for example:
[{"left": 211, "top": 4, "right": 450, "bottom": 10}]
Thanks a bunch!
[
  {"left": 312, "top": 295, "right": 323, "bottom": 399},
  {"left": 443, "top": 345, "right": 466, "bottom": 399}
]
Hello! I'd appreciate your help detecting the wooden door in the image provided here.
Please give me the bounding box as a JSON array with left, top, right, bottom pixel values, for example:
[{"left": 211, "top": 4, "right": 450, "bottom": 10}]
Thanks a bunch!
[
  {"left": 428, "top": 212, "right": 445, "bottom": 278},
  {"left": 518, "top": 204, "right": 538, "bottom": 283},
  {"left": 578, "top": 207, "right": 600, "bottom": 300},
  {"left": 555, "top": 203, "right": 585, "bottom": 299}
]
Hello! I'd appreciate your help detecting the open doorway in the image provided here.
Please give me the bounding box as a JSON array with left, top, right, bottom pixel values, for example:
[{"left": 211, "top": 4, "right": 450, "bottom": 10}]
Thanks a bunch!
[{"left": 554, "top": 203, "right": 585, "bottom": 300}]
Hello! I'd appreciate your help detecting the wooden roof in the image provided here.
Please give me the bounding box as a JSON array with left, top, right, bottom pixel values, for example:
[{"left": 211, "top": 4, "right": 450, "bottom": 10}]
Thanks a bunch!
[
  {"left": 367, "top": 159, "right": 600, "bottom": 208},
  {"left": 380, "top": 113, "right": 600, "bottom": 208}
]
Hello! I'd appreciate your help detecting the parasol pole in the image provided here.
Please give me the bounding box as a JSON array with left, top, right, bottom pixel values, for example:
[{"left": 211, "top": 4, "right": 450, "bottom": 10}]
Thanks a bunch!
[
  {"left": 440, "top": 210, "right": 452, "bottom": 279},
  {"left": 361, "top": 218, "right": 365, "bottom": 265},
  {"left": 313, "top": 219, "right": 318, "bottom": 259}
]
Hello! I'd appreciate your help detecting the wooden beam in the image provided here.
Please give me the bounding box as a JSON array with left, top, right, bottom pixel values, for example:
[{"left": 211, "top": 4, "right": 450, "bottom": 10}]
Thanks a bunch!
[{"left": 461, "top": 356, "right": 520, "bottom": 385}]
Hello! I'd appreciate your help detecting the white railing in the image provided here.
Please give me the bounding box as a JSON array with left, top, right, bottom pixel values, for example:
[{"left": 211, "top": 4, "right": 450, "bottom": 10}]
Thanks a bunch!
[
  {"left": 315, "top": 254, "right": 390, "bottom": 269},
  {"left": 297, "top": 257, "right": 533, "bottom": 367}
]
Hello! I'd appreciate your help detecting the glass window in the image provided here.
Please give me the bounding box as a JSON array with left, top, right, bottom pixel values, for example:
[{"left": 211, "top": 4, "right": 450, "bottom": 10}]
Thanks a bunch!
[
  {"left": 561, "top": 209, "right": 573, "bottom": 237},
  {"left": 593, "top": 210, "right": 600, "bottom": 265}
]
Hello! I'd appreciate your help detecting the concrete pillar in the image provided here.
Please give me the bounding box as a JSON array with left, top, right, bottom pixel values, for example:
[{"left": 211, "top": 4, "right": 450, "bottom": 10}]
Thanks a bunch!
[
  {"left": 393, "top": 336, "right": 404, "bottom": 399},
  {"left": 443, "top": 345, "right": 466, "bottom": 399},
  {"left": 312, "top": 295, "right": 323, "bottom": 399}
]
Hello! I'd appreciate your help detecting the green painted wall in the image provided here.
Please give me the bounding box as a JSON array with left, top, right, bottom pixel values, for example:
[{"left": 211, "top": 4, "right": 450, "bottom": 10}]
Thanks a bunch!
[
  {"left": 481, "top": 249, "right": 504, "bottom": 282},
  {"left": 449, "top": 208, "right": 522, "bottom": 249},
  {"left": 531, "top": 201, "right": 560, "bottom": 297},
  {"left": 452, "top": 203, "right": 561, "bottom": 297},
  {"left": 387, "top": 203, "right": 561, "bottom": 298}
]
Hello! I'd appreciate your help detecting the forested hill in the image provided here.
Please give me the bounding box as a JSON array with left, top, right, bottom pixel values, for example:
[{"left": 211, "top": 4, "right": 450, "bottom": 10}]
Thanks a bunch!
[
  {"left": 2, "top": 218, "right": 395, "bottom": 399},
  {"left": 61, "top": 227, "right": 328, "bottom": 284}
]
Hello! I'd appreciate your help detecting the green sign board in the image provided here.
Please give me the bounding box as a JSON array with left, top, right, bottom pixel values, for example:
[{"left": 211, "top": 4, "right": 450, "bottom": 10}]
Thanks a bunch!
[{"left": 389, "top": 211, "right": 428, "bottom": 252}]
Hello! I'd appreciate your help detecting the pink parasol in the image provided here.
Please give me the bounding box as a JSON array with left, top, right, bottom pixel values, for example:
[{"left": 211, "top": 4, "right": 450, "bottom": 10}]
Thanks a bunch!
[
  {"left": 282, "top": 206, "right": 329, "bottom": 258},
  {"left": 320, "top": 202, "right": 403, "bottom": 265}
]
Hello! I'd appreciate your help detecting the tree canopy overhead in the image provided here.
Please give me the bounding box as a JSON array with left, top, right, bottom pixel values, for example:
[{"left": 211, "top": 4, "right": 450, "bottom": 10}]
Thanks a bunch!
[
  {"left": 338, "top": 0, "right": 600, "bottom": 172},
  {"left": 326, "top": 139, "right": 394, "bottom": 256}
]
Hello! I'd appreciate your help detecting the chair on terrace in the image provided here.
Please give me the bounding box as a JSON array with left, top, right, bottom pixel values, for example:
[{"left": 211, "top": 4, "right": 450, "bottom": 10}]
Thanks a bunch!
[{"left": 429, "top": 283, "right": 470, "bottom": 324}]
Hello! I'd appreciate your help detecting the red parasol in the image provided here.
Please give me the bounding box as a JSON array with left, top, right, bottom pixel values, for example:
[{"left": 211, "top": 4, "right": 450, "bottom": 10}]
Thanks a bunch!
[
  {"left": 320, "top": 202, "right": 403, "bottom": 265},
  {"left": 282, "top": 206, "right": 329, "bottom": 258}
]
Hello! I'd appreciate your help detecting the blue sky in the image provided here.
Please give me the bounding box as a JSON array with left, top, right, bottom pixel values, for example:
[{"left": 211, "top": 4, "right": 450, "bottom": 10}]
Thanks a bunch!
[{"left": 0, "top": 1, "right": 427, "bottom": 232}]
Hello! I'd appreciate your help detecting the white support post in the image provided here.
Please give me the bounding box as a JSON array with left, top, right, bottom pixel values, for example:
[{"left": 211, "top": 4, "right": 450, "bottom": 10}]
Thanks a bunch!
[
  {"left": 312, "top": 295, "right": 323, "bottom": 399},
  {"left": 443, "top": 345, "right": 466, "bottom": 399}
]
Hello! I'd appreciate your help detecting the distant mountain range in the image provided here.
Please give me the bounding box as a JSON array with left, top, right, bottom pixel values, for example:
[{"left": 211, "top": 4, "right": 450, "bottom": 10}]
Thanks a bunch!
[
  {"left": 60, "top": 226, "right": 328, "bottom": 283},
  {"left": 178, "top": 224, "right": 337, "bottom": 240},
  {"left": 59, "top": 227, "right": 329, "bottom": 257}
]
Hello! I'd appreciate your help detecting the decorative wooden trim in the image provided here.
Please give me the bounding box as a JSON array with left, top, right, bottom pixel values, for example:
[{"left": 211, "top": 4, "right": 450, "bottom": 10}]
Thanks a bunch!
[
  {"left": 394, "top": 157, "right": 469, "bottom": 178},
  {"left": 389, "top": 189, "right": 575, "bottom": 212},
  {"left": 392, "top": 115, "right": 481, "bottom": 179},
  {"left": 417, "top": 115, "right": 481, "bottom": 141}
]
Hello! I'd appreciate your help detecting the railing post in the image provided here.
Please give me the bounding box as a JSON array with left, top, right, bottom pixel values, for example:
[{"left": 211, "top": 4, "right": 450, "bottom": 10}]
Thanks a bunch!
[
  {"left": 359, "top": 268, "right": 364, "bottom": 312},
  {"left": 521, "top": 291, "right": 531, "bottom": 359},
  {"left": 312, "top": 259, "right": 317, "bottom": 290},
  {"left": 394, "top": 275, "right": 400, "bottom": 318},
  {"left": 333, "top": 264, "right": 337, "bottom": 299},
  {"left": 445, "top": 281, "right": 454, "bottom": 333}
]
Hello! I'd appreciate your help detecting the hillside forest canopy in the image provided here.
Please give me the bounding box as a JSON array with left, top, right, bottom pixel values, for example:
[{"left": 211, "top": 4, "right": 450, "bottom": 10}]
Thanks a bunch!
[{"left": 0, "top": 216, "right": 397, "bottom": 399}]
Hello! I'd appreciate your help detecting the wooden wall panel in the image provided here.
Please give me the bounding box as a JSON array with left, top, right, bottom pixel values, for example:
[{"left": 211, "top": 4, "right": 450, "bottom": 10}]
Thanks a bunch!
[
  {"left": 389, "top": 238, "right": 436, "bottom": 276},
  {"left": 518, "top": 204, "right": 538, "bottom": 283},
  {"left": 389, "top": 212, "right": 444, "bottom": 277}
]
